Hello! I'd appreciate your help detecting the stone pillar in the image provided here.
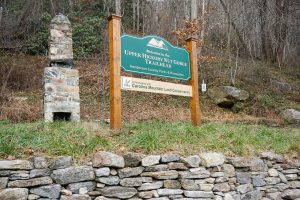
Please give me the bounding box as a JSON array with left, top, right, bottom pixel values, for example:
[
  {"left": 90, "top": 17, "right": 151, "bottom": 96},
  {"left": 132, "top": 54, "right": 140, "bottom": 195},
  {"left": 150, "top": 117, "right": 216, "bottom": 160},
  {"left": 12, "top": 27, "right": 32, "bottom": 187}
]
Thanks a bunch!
[{"left": 44, "top": 14, "right": 80, "bottom": 122}]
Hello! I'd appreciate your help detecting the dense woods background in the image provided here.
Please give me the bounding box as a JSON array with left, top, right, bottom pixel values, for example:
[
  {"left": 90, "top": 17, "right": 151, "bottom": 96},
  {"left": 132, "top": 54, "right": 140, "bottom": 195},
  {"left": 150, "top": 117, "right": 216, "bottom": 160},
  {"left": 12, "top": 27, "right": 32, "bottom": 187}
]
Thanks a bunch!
[
  {"left": 0, "top": 0, "right": 299, "bottom": 123},
  {"left": 1, "top": 0, "right": 299, "bottom": 65}
]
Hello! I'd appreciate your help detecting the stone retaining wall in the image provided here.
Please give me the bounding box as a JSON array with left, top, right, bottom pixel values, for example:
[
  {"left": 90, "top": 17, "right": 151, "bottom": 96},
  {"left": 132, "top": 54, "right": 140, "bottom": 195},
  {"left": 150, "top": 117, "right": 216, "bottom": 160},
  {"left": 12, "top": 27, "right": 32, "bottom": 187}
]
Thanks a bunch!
[{"left": 0, "top": 151, "right": 299, "bottom": 200}]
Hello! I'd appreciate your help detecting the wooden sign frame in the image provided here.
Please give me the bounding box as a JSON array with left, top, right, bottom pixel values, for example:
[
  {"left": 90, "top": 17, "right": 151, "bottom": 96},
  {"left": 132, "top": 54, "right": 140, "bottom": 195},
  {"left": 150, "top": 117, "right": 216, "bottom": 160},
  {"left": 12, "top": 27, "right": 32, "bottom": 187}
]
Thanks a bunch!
[{"left": 108, "top": 14, "right": 200, "bottom": 130}]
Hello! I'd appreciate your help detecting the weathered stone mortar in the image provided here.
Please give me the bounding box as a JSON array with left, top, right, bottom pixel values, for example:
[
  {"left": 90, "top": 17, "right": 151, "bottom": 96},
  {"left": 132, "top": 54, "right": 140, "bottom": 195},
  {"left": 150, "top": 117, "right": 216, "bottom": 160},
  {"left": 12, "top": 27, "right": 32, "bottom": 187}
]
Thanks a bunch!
[{"left": 0, "top": 151, "right": 299, "bottom": 200}]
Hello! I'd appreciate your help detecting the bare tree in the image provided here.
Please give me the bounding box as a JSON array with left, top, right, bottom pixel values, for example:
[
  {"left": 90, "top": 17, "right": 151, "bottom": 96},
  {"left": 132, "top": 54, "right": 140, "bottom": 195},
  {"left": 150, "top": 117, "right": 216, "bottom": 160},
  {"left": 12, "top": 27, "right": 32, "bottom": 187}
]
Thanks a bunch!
[{"left": 115, "top": 0, "right": 121, "bottom": 15}]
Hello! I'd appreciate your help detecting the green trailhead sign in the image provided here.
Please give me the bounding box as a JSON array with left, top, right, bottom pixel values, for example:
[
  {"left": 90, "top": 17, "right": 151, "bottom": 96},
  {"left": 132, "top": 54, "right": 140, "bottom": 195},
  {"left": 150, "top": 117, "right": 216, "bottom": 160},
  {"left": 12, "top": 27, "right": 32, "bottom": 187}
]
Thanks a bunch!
[{"left": 121, "top": 34, "right": 191, "bottom": 80}]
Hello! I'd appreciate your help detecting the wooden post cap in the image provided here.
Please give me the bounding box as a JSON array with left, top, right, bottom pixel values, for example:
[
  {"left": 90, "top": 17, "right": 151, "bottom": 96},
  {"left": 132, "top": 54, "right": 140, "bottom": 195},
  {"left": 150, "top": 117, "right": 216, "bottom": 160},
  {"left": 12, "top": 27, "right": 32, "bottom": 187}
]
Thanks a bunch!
[
  {"left": 108, "top": 14, "right": 122, "bottom": 21},
  {"left": 186, "top": 37, "right": 199, "bottom": 42}
]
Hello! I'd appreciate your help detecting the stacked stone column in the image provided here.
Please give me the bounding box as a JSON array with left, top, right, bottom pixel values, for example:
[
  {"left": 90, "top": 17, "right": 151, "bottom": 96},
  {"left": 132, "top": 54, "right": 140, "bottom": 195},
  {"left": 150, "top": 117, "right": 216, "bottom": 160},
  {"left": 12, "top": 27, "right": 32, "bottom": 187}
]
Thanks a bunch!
[{"left": 44, "top": 14, "right": 80, "bottom": 122}]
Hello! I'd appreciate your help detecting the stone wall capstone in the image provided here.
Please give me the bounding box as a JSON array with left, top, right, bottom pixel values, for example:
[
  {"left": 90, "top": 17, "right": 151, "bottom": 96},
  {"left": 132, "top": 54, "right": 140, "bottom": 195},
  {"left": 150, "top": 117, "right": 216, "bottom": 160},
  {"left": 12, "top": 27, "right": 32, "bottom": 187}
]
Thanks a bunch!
[{"left": 0, "top": 151, "right": 299, "bottom": 200}]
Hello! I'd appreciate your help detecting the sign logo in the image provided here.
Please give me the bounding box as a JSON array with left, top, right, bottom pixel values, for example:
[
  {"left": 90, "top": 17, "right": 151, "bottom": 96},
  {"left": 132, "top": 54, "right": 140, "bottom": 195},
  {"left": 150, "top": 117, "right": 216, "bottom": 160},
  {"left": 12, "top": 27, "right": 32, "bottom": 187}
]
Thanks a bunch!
[
  {"left": 121, "top": 77, "right": 132, "bottom": 89},
  {"left": 121, "top": 34, "right": 191, "bottom": 80},
  {"left": 147, "top": 38, "right": 168, "bottom": 50}
]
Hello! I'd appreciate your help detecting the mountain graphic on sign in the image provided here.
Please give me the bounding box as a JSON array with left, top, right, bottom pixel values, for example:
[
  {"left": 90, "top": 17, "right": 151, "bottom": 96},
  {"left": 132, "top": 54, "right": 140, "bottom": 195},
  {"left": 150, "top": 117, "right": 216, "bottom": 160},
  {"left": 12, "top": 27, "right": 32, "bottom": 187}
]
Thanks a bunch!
[{"left": 147, "top": 38, "right": 168, "bottom": 50}]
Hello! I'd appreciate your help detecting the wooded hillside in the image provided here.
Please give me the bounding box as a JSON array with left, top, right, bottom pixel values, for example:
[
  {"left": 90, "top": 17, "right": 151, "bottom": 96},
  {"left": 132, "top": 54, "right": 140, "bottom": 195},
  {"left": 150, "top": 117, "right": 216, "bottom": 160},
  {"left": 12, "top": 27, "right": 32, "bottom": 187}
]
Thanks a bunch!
[{"left": 0, "top": 0, "right": 299, "bottom": 123}]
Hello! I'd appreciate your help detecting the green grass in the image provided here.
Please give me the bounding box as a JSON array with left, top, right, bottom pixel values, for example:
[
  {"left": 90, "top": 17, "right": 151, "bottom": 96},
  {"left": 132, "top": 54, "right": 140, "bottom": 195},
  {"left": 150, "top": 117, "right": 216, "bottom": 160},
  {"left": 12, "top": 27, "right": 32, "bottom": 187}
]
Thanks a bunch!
[
  {"left": 0, "top": 120, "right": 299, "bottom": 159},
  {"left": 118, "top": 121, "right": 300, "bottom": 156},
  {"left": 0, "top": 121, "right": 109, "bottom": 159}
]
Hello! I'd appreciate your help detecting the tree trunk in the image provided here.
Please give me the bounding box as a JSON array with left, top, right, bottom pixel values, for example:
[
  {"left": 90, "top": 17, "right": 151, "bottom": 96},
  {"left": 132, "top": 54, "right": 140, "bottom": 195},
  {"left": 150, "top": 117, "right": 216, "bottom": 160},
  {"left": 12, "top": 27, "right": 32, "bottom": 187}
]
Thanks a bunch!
[
  {"left": 259, "top": 0, "right": 272, "bottom": 61},
  {"left": 219, "top": 0, "right": 250, "bottom": 56},
  {"left": 191, "top": 0, "right": 197, "bottom": 20},
  {"left": 68, "top": 0, "right": 73, "bottom": 12},
  {"left": 274, "top": 0, "right": 288, "bottom": 64},
  {"left": 115, "top": 0, "right": 121, "bottom": 15},
  {"left": 0, "top": 7, "right": 3, "bottom": 26},
  {"left": 184, "top": 0, "right": 190, "bottom": 20},
  {"left": 136, "top": 0, "right": 140, "bottom": 32},
  {"left": 132, "top": 0, "right": 136, "bottom": 31}
]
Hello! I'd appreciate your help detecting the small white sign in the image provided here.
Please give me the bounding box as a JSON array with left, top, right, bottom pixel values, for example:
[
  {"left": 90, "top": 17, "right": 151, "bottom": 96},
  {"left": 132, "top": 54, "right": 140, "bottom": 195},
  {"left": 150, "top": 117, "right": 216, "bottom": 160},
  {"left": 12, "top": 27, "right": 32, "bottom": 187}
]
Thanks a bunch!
[
  {"left": 121, "top": 76, "right": 192, "bottom": 97},
  {"left": 201, "top": 80, "right": 207, "bottom": 92}
]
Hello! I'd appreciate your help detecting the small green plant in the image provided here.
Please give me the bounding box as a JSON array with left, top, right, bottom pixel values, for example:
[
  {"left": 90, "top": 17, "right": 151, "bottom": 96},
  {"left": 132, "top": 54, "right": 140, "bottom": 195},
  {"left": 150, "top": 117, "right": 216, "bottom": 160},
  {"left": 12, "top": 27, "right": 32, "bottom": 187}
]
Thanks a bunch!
[
  {"left": 72, "top": 17, "right": 103, "bottom": 57},
  {"left": 24, "top": 13, "right": 51, "bottom": 55}
]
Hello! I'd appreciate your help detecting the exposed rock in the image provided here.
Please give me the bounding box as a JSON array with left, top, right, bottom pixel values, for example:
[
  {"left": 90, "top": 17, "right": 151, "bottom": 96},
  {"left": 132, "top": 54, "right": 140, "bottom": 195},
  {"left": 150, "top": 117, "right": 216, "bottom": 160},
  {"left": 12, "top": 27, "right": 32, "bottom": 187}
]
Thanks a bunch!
[
  {"left": 94, "top": 197, "right": 118, "bottom": 200},
  {"left": 237, "top": 183, "right": 253, "bottom": 194},
  {"left": 144, "top": 165, "right": 168, "bottom": 172},
  {"left": 0, "top": 170, "right": 10, "bottom": 176},
  {"left": 281, "top": 189, "right": 300, "bottom": 199},
  {"left": 28, "top": 194, "right": 40, "bottom": 200},
  {"left": 179, "top": 169, "right": 210, "bottom": 179},
  {"left": 0, "top": 177, "right": 9, "bottom": 189},
  {"left": 61, "top": 189, "right": 72, "bottom": 196},
  {"left": 183, "top": 191, "right": 214, "bottom": 198},
  {"left": 229, "top": 157, "right": 267, "bottom": 171},
  {"left": 50, "top": 156, "right": 72, "bottom": 169},
  {"left": 211, "top": 172, "right": 225, "bottom": 177},
  {"left": 51, "top": 166, "right": 95, "bottom": 185},
  {"left": 33, "top": 157, "right": 48, "bottom": 169},
  {"left": 110, "top": 169, "right": 118, "bottom": 176},
  {"left": 223, "top": 164, "right": 235, "bottom": 177},
  {"left": 97, "top": 176, "right": 120, "bottom": 185},
  {"left": 30, "top": 169, "right": 51, "bottom": 178},
  {"left": 120, "top": 177, "right": 143, "bottom": 187},
  {"left": 168, "top": 162, "right": 188, "bottom": 170},
  {"left": 0, "top": 160, "right": 33, "bottom": 170},
  {"left": 181, "top": 155, "right": 201, "bottom": 168},
  {"left": 141, "top": 170, "right": 178, "bottom": 179},
  {"left": 163, "top": 180, "right": 181, "bottom": 189},
  {"left": 9, "top": 171, "right": 29, "bottom": 180},
  {"left": 67, "top": 181, "right": 96, "bottom": 194},
  {"left": 95, "top": 167, "right": 110, "bottom": 177},
  {"left": 93, "top": 151, "right": 125, "bottom": 168},
  {"left": 138, "top": 190, "right": 158, "bottom": 198},
  {"left": 8, "top": 176, "right": 53, "bottom": 188},
  {"left": 123, "top": 153, "right": 143, "bottom": 167},
  {"left": 252, "top": 176, "right": 266, "bottom": 187},
  {"left": 118, "top": 167, "right": 144, "bottom": 178},
  {"left": 281, "top": 169, "right": 298, "bottom": 174},
  {"left": 213, "top": 183, "right": 230, "bottom": 192},
  {"left": 260, "top": 152, "right": 285, "bottom": 162},
  {"left": 142, "top": 155, "right": 161, "bottom": 166},
  {"left": 271, "top": 80, "right": 292, "bottom": 93},
  {"left": 0, "top": 188, "right": 28, "bottom": 200},
  {"left": 157, "top": 189, "right": 183, "bottom": 196},
  {"left": 266, "top": 192, "right": 281, "bottom": 200},
  {"left": 208, "top": 86, "right": 249, "bottom": 108},
  {"left": 241, "top": 190, "right": 262, "bottom": 200},
  {"left": 200, "top": 152, "right": 225, "bottom": 167},
  {"left": 199, "top": 183, "right": 214, "bottom": 191},
  {"left": 60, "top": 194, "right": 91, "bottom": 200},
  {"left": 268, "top": 168, "right": 279, "bottom": 177},
  {"left": 236, "top": 172, "right": 251, "bottom": 184},
  {"left": 279, "top": 173, "right": 288, "bottom": 183},
  {"left": 79, "top": 187, "right": 88, "bottom": 194},
  {"left": 30, "top": 184, "right": 61, "bottom": 198},
  {"left": 138, "top": 181, "right": 163, "bottom": 191},
  {"left": 87, "top": 190, "right": 101, "bottom": 196},
  {"left": 265, "top": 177, "right": 281, "bottom": 185},
  {"left": 99, "top": 186, "right": 137, "bottom": 199},
  {"left": 181, "top": 179, "right": 199, "bottom": 190},
  {"left": 280, "top": 109, "right": 300, "bottom": 124},
  {"left": 289, "top": 181, "right": 300, "bottom": 189},
  {"left": 161, "top": 154, "right": 180, "bottom": 163}
]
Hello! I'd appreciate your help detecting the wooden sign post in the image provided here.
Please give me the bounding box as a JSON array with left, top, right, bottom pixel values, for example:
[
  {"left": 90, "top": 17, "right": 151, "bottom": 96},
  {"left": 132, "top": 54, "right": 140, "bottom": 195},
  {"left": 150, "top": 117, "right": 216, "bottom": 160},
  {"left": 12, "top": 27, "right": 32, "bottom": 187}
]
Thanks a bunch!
[
  {"left": 187, "top": 38, "right": 201, "bottom": 126},
  {"left": 108, "top": 15, "right": 122, "bottom": 130},
  {"left": 108, "top": 14, "right": 201, "bottom": 130}
]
